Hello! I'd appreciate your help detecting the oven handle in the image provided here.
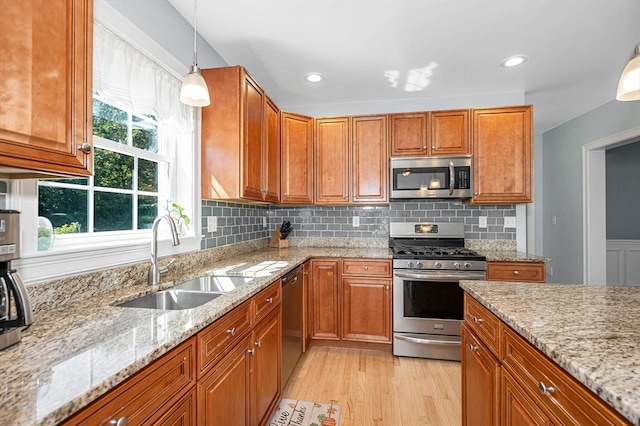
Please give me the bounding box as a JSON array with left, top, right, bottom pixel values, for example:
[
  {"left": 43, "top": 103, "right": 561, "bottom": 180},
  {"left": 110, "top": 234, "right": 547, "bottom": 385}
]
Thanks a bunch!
[
  {"left": 394, "top": 271, "right": 486, "bottom": 281},
  {"left": 395, "top": 335, "right": 460, "bottom": 346}
]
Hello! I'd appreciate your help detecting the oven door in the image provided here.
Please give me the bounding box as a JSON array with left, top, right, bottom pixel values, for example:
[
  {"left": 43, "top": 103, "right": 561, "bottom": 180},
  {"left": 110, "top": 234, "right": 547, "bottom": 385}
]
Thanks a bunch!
[{"left": 392, "top": 269, "right": 485, "bottom": 360}]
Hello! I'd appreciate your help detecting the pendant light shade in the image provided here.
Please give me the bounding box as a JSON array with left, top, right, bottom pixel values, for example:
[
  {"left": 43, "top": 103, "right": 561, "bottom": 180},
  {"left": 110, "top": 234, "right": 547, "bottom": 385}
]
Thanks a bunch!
[
  {"left": 616, "top": 44, "right": 640, "bottom": 101},
  {"left": 180, "top": 0, "right": 210, "bottom": 107}
]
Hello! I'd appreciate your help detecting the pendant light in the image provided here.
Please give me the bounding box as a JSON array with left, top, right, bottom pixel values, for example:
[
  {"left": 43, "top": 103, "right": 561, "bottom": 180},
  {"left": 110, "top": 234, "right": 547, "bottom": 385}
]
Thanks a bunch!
[
  {"left": 180, "top": 0, "right": 210, "bottom": 107},
  {"left": 616, "top": 43, "right": 640, "bottom": 101}
]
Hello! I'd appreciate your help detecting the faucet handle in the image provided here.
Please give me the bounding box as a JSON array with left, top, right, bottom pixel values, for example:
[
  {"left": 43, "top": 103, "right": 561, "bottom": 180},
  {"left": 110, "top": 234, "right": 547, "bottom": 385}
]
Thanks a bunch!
[{"left": 159, "top": 258, "right": 176, "bottom": 274}]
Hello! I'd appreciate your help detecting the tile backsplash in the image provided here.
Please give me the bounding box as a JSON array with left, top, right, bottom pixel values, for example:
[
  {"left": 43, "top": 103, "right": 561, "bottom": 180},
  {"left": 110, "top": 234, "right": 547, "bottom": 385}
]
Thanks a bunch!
[{"left": 201, "top": 200, "right": 516, "bottom": 250}]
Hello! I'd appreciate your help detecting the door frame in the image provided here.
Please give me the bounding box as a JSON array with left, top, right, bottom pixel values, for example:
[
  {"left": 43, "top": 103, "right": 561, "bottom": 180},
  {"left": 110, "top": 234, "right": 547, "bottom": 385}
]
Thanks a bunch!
[{"left": 582, "top": 126, "right": 640, "bottom": 284}]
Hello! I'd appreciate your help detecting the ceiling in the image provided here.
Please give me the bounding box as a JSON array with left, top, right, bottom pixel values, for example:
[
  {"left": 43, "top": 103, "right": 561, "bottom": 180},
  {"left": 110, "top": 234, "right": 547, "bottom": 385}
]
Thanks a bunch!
[{"left": 168, "top": 0, "right": 640, "bottom": 134}]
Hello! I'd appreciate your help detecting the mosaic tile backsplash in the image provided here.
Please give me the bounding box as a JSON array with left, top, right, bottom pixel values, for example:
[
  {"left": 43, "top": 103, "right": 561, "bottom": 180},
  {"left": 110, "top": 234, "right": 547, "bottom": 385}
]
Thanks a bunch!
[{"left": 201, "top": 200, "right": 516, "bottom": 250}]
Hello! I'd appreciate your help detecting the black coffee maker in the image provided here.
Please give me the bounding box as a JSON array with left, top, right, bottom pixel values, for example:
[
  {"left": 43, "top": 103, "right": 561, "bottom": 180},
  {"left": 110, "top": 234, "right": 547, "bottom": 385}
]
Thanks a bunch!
[{"left": 0, "top": 210, "right": 34, "bottom": 350}]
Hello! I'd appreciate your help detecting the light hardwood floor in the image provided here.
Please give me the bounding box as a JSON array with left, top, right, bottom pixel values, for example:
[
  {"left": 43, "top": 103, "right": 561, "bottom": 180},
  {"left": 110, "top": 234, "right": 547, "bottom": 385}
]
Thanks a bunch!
[{"left": 282, "top": 346, "right": 462, "bottom": 426}]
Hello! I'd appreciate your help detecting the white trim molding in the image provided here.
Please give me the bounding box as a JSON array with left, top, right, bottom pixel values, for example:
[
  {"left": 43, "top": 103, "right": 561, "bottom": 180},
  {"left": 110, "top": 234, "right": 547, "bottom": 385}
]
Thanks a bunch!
[{"left": 606, "top": 239, "right": 640, "bottom": 286}]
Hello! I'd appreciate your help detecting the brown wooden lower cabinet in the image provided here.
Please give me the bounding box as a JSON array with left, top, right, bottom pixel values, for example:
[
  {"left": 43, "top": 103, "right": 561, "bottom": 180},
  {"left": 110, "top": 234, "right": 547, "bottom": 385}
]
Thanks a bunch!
[
  {"left": 462, "top": 293, "right": 632, "bottom": 426},
  {"left": 461, "top": 323, "right": 500, "bottom": 426},
  {"left": 487, "top": 261, "right": 546, "bottom": 283},
  {"left": 309, "top": 258, "right": 392, "bottom": 347}
]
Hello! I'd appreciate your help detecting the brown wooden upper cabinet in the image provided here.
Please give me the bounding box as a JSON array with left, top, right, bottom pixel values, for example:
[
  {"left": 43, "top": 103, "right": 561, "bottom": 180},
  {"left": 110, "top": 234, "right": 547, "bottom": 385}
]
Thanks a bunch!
[
  {"left": 390, "top": 110, "right": 470, "bottom": 157},
  {"left": 315, "top": 115, "right": 389, "bottom": 205},
  {"left": 201, "top": 66, "right": 280, "bottom": 202},
  {"left": 0, "top": 0, "right": 93, "bottom": 178},
  {"left": 472, "top": 105, "right": 533, "bottom": 204},
  {"left": 280, "top": 112, "right": 314, "bottom": 204}
]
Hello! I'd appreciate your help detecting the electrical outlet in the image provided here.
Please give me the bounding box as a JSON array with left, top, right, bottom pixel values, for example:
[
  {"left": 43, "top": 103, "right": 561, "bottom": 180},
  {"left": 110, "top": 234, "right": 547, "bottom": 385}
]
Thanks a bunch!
[
  {"left": 262, "top": 217, "right": 267, "bottom": 228},
  {"left": 504, "top": 216, "right": 516, "bottom": 228},
  {"left": 549, "top": 266, "right": 554, "bottom": 276},
  {"left": 207, "top": 216, "right": 218, "bottom": 233},
  {"left": 352, "top": 216, "right": 360, "bottom": 227},
  {"left": 479, "top": 216, "right": 487, "bottom": 228}
]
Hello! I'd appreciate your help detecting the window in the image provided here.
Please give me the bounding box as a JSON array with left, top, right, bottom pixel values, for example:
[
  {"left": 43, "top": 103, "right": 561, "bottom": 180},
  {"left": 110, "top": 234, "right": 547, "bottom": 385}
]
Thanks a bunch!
[{"left": 38, "top": 97, "right": 171, "bottom": 235}]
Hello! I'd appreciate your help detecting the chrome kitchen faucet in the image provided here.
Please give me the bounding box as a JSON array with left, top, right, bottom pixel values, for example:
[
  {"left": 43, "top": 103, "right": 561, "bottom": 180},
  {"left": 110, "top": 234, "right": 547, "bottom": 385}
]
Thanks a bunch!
[{"left": 148, "top": 214, "right": 180, "bottom": 286}]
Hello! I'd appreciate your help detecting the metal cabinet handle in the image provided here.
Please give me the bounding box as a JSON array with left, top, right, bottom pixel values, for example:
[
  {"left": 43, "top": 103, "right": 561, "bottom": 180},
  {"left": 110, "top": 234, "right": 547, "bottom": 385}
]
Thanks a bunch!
[
  {"left": 248, "top": 348, "right": 256, "bottom": 355},
  {"left": 227, "top": 327, "right": 236, "bottom": 336},
  {"left": 474, "top": 191, "right": 479, "bottom": 196},
  {"left": 469, "top": 344, "right": 478, "bottom": 352},
  {"left": 473, "top": 316, "right": 484, "bottom": 324},
  {"left": 255, "top": 340, "right": 262, "bottom": 348},
  {"left": 109, "top": 416, "right": 128, "bottom": 426},
  {"left": 385, "top": 285, "right": 389, "bottom": 290},
  {"left": 513, "top": 271, "right": 520, "bottom": 275},
  {"left": 364, "top": 266, "right": 369, "bottom": 271},
  {"left": 266, "top": 297, "right": 274, "bottom": 303},
  {"left": 422, "top": 145, "right": 427, "bottom": 150},
  {"left": 284, "top": 192, "right": 288, "bottom": 197},
  {"left": 432, "top": 146, "right": 436, "bottom": 149},
  {"left": 538, "top": 381, "right": 555, "bottom": 395},
  {"left": 78, "top": 142, "right": 92, "bottom": 154}
]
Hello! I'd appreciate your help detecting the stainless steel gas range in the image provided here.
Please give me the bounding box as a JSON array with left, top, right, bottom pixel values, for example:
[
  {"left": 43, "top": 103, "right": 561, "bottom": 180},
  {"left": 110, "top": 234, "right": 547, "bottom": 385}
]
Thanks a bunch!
[{"left": 390, "top": 222, "right": 486, "bottom": 361}]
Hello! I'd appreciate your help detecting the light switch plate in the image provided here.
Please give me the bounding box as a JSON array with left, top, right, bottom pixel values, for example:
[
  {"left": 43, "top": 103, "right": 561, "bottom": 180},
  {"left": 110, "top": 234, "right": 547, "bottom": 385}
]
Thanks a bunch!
[
  {"left": 207, "top": 216, "right": 217, "bottom": 233},
  {"left": 479, "top": 216, "right": 487, "bottom": 228},
  {"left": 504, "top": 216, "right": 516, "bottom": 228},
  {"left": 352, "top": 216, "right": 360, "bottom": 227}
]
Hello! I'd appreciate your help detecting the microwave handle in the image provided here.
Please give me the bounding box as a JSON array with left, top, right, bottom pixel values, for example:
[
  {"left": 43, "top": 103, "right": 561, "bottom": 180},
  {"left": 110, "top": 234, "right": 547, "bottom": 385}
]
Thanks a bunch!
[{"left": 449, "top": 161, "right": 455, "bottom": 195}]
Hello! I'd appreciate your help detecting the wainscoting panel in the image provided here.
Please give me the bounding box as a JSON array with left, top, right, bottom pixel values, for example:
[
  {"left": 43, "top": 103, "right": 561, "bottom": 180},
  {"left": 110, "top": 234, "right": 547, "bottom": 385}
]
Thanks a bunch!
[{"left": 606, "top": 240, "right": 640, "bottom": 286}]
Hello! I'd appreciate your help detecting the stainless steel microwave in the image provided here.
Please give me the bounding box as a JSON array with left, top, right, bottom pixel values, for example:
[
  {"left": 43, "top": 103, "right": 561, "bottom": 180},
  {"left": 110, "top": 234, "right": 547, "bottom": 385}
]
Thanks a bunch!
[{"left": 390, "top": 156, "right": 473, "bottom": 199}]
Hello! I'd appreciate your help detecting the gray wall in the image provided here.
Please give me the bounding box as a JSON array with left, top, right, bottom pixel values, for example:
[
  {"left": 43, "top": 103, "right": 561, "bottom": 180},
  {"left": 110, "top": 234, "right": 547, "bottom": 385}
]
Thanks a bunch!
[
  {"left": 200, "top": 201, "right": 517, "bottom": 249},
  {"left": 542, "top": 100, "right": 640, "bottom": 284},
  {"left": 606, "top": 141, "right": 640, "bottom": 239}
]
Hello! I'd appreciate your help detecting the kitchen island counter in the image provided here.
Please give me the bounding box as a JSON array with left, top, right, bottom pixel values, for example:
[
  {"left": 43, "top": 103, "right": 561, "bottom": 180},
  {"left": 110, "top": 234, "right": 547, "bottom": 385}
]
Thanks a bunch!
[
  {"left": 460, "top": 280, "right": 640, "bottom": 425},
  {"left": 0, "top": 246, "right": 390, "bottom": 426}
]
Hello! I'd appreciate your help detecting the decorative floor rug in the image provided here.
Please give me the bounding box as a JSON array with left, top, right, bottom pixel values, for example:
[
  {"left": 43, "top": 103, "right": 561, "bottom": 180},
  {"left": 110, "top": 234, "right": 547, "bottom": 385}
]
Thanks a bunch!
[{"left": 268, "top": 398, "right": 341, "bottom": 426}]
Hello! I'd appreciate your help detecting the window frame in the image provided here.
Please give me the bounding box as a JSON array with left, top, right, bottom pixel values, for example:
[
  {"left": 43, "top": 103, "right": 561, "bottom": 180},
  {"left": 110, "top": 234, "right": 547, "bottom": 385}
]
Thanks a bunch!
[{"left": 11, "top": 1, "right": 202, "bottom": 284}]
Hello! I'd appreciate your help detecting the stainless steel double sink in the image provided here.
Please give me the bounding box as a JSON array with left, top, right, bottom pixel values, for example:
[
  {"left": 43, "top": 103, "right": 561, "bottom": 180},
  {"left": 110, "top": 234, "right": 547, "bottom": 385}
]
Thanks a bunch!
[{"left": 117, "top": 275, "right": 253, "bottom": 310}]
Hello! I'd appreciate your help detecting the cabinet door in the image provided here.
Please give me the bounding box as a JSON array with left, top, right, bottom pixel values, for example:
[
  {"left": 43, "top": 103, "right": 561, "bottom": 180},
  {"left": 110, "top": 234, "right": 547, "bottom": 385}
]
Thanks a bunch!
[
  {"left": 351, "top": 115, "right": 389, "bottom": 203},
  {"left": 389, "top": 112, "right": 429, "bottom": 156},
  {"left": 251, "top": 309, "right": 282, "bottom": 426},
  {"left": 461, "top": 324, "right": 501, "bottom": 426},
  {"left": 315, "top": 117, "right": 350, "bottom": 204},
  {"left": 280, "top": 111, "right": 314, "bottom": 204},
  {"left": 341, "top": 277, "right": 391, "bottom": 343},
  {"left": 242, "top": 74, "right": 265, "bottom": 201},
  {"left": 502, "top": 370, "right": 553, "bottom": 426},
  {"left": 0, "top": 0, "right": 92, "bottom": 177},
  {"left": 263, "top": 96, "right": 280, "bottom": 203},
  {"left": 198, "top": 336, "right": 251, "bottom": 426},
  {"left": 430, "top": 109, "right": 470, "bottom": 155},
  {"left": 472, "top": 106, "right": 533, "bottom": 204},
  {"left": 310, "top": 259, "right": 340, "bottom": 340}
]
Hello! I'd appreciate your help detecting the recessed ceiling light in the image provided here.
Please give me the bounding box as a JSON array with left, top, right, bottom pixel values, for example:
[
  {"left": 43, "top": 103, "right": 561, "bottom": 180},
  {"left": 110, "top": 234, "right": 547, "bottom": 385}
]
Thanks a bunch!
[
  {"left": 304, "top": 73, "right": 323, "bottom": 83},
  {"left": 500, "top": 55, "right": 528, "bottom": 68}
]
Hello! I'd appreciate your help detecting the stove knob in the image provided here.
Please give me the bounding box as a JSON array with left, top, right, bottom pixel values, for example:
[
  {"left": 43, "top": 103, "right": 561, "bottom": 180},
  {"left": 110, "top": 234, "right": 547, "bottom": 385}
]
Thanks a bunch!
[
  {"left": 453, "top": 262, "right": 462, "bottom": 270},
  {"left": 416, "top": 262, "right": 424, "bottom": 268},
  {"left": 434, "top": 261, "right": 442, "bottom": 269},
  {"left": 464, "top": 262, "right": 472, "bottom": 270},
  {"left": 408, "top": 261, "right": 415, "bottom": 268}
]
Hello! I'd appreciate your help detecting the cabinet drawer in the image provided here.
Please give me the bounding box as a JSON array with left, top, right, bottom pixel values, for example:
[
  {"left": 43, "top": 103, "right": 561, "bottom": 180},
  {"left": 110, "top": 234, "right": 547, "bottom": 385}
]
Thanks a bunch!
[
  {"left": 342, "top": 259, "right": 391, "bottom": 277},
  {"left": 487, "top": 262, "right": 546, "bottom": 282},
  {"left": 63, "top": 338, "right": 195, "bottom": 425},
  {"left": 253, "top": 280, "right": 282, "bottom": 323},
  {"left": 198, "top": 300, "right": 252, "bottom": 379},
  {"left": 502, "top": 326, "right": 630, "bottom": 426},
  {"left": 463, "top": 293, "right": 501, "bottom": 357}
]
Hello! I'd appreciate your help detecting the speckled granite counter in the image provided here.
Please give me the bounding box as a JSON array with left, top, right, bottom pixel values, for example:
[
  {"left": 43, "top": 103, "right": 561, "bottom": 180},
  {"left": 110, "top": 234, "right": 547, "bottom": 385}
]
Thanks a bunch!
[
  {"left": 460, "top": 280, "right": 640, "bottom": 425},
  {"left": 478, "top": 250, "right": 551, "bottom": 263},
  {"left": 0, "top": 246, "right": 390, "bottom": 426}
]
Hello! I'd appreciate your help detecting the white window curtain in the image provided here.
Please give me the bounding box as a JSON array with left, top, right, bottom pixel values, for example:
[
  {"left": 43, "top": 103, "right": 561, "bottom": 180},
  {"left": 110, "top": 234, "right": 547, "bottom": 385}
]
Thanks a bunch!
[{"left": 93, "top": 22, "right": 194, "bottom": 131}]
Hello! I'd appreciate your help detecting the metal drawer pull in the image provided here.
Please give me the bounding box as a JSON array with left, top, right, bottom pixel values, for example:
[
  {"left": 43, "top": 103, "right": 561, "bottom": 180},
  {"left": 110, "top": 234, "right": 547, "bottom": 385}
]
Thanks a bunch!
[
  {"left": 109, "top": 416, "right": 128, "bottom": 426},
  {"left": 538, "top": 381, "right": 555, "bottom": 395},
  {"left": 255, "top": 340, "right": 262, "bottom": 348},
  {"left": 513, "top": 270, "right": 520, "bottom": 275},
  {"left": 364, "top": 266, "right": 369, "bottom": 270},
  {"left": 395, "top": 335, "right": 460, "bottom": 346},
  {"left": 266, "top": 297, "right": 274, "bottom": 303},
  {"left": 78, "top": 142, "right": 92, "bottom": 154},
  {"left": 469, "top": 344, "right": 478, "bottom": 352},
  {"left": 227, "top": 327, "right": 236, "bottom": 336},
  {"left": 473, "top": 316, "right": 484, "bottom": 324},
  {"left": 248, "top": 348, "right": 256, "bottom": 355}
]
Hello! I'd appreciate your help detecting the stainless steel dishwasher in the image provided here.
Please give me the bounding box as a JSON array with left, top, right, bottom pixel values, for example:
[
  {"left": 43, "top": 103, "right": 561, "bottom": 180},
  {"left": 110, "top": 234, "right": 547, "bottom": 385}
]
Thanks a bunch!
[{"left": 281, "top": 265, "right": 304, "bottom": 388}]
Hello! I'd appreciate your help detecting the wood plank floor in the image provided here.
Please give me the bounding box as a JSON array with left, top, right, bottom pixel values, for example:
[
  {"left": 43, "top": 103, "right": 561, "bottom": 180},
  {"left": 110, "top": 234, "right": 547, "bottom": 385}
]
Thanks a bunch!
[{"left": 282, "top": 346, "right": 462, "bottom": 426}]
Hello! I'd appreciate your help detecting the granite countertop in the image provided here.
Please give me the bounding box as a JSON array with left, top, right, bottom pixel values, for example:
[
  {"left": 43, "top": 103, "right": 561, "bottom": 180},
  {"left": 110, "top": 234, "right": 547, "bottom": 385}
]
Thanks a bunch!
[
  {"left": 0, "top": 246, "right": 391, "bottom": 426},
  {"left": 478, "top": 250, "right": 551, "bottom": 263},
  {"left": 460, "top": 280, "right": 640, "bottom": 425}
]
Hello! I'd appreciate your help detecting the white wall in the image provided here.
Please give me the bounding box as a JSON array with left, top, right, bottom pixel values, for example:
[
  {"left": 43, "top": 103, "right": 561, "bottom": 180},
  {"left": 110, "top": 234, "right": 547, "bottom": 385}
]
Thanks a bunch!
[{"left": 542, "top": 100, "right": 640, "bottom": 284}]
